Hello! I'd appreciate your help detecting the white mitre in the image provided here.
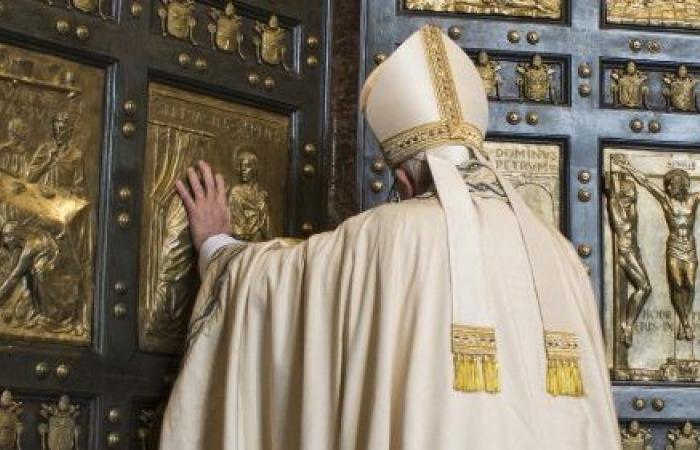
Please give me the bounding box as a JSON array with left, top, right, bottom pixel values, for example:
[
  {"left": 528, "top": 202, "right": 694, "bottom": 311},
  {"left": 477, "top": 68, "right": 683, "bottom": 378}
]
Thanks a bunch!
[{"left": 361, "top": 25, "right": 488, "bottom": 166}]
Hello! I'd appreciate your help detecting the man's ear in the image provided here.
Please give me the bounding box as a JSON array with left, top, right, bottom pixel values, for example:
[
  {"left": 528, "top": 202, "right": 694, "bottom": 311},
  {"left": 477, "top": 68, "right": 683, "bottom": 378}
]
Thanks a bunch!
[{"left": 394, "top": 167, "right": 415, "bottom": 200}]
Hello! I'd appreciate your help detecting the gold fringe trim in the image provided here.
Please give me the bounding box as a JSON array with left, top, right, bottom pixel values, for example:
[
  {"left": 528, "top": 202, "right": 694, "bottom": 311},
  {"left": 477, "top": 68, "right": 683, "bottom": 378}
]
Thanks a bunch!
[
  {"left": 545, "top": 331, "right": 584, "bottom": 397},
  {"left": 452, "top": 325, "right": 500, "bottom": 393}
]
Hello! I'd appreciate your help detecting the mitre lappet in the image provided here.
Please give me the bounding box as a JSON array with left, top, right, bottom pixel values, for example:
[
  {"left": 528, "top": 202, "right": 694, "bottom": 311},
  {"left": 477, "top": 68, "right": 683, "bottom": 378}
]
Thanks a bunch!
[{"left": 361, "top": 25, "right": 584, "bottom": 397}]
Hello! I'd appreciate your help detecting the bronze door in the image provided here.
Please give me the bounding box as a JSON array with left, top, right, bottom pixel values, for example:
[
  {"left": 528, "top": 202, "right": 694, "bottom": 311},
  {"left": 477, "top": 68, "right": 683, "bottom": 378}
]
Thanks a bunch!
[
  {"left": 0, "top": 0, "right": 328, "bottom": 448},
  {"left": 360, "top": 0, "right": 700, "bottom": 447}
]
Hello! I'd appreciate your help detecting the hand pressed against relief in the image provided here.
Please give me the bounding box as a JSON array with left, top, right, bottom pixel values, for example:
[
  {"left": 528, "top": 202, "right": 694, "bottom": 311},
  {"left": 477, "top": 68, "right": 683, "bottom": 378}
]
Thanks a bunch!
[{"left": 175, "top": 160, "right": 231, "bottom": 252}]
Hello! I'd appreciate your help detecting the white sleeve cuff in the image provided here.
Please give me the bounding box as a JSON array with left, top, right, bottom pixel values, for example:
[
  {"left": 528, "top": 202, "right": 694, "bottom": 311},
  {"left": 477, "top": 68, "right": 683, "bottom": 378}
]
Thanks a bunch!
[{"left": 199, "top": 234, "right": 241, "bottom": 278}]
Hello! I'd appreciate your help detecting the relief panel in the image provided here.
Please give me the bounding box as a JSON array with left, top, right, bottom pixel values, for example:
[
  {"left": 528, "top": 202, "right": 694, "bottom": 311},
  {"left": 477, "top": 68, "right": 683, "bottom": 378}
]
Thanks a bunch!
[
  {"left": 0, "top": 43, "right": 104, "bottom": 346},
  {"left": 604, "top": 147, "right": 700, "bottom": 382},
  {"left": 139, "top": 83, "right": 290, "bottom": 354},
  {"left": 404, "top": 0, "right": 563, "bottom": 20},
  {"left": 606, "top": 0, "right": 700, "bottom": 31},
  {"left": 603, "top": 60, "right": 699, "bottom": 113},
  {"left": 470, "top": 52, "right": 568, "bottom": 106},
  {"left": 154, "top": 1, "right": 296, "bottom": 73},
  {"left": 483, "top": 141, "right": 562, "bottom": 228}
]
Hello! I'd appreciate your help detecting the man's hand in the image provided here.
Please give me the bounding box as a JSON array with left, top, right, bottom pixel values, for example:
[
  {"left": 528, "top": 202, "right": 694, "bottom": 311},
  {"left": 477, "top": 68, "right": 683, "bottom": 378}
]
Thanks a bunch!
[{"left": 175, "top": 160, "right": 231, "bottom": 252}]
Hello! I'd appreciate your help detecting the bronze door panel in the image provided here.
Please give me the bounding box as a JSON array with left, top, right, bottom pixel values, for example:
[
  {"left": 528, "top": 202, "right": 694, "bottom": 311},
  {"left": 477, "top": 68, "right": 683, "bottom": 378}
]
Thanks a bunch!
[
  {"left": 0, "top": 42, "right": 104, "bottom": 346},
  {"left": 139, "top": 83, "right": 290, "bottom": 354}
]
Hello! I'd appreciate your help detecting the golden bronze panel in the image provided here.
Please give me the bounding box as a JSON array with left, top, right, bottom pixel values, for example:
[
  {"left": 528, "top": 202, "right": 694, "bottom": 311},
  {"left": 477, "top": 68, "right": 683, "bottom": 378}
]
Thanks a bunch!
[
  {"left": 405, "top": 0, "right": 562, "bottom": 20},
  {"left": 483, "top": 141, "right": 562, "bottom": 227},
  {"left": 0, "top": 390, "right": 23, "bottom": 450},
  {"left": 139, "top": 83, "right": 290, "bottom": 354},
  {"left": 604, "top": 148, "right": 700, "bottom": 382},
  {"left": 0, "top": 44, "right": 104, "bottom": 346},
  {"left": 667, "top": 422, "right": 700, "bottom": 450},
  {"left": 607, "top": 0, "right": 700, "bottom": 30}
]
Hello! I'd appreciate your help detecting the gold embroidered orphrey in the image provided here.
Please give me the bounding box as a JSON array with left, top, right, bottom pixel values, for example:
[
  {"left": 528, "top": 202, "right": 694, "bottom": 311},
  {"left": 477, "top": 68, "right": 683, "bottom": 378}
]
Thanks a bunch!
[
  {"left": 158, "top": 0, "right": 198, "bottom": 45},
  {"left": 607, "top": 0, "right": 700, "bottom": 30},
  {"left": 663, "top": 65, "right": 699, "bottom": 113},
  {"left": 0, "top": 390, "right": 23, "bottom": 450},
  {"left": 475, "top": 51, "right": 502, "bottom": 100},
  {"left": 611, "top": 61, "right": 649, "bottom": 109},
  {"left": 620, "top": 420, "right": 653, "bottom": 450},
  {"left": 38, "top": 395, "right": 81, "bottom": 450},
  {"left": 516, "top": 54, "right": 557, "bottom": 104},
  {"left": 404, "top": 0, "right": 562, "bottom": 20},
  {"left": 208, "top": 2, "right": 246, "bottom": 59},
  {"left": 667, "top": 422, "right": 700, "bottom": 450}
]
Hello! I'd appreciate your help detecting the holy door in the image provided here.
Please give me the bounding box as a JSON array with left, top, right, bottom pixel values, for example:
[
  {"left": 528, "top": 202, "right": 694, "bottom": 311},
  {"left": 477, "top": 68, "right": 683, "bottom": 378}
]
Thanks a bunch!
[
  {"left": 359, "top": 0, "right": 700, "bottom": 448},
  {"left": 0, "top": 0, "right": 328, "bottom": 448}
]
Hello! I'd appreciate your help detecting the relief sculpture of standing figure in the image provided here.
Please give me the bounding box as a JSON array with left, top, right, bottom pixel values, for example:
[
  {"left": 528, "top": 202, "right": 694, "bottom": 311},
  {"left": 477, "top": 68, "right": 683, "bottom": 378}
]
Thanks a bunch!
[
  {"left": 614, "top": 155, "right": 700, "bottom": 341},
  {"left": 608, "top": 171, "right": 652, "bottom": 347},
  {"left": 229, "top": 151, "right": 270, "bottom": 242}
]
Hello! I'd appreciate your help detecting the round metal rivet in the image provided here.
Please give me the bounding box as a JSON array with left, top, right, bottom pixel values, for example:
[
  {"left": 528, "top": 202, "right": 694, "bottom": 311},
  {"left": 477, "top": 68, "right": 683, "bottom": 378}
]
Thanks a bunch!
[
  {"left": 113, "top": 281, "right": 127, "bottom": 295},
  {"left": 526, "top": 31, "right": 540, "bottom": 45},
  {"left": 578, "top": 170, "right": 592, "bottom": 184},
  {"left": 506, "top": 111, "right": 521, "bottom": 125},
  {"left": 123, "top": 100, "right": 137, "bottom": 117},
  {"left": 632, "top": 398, "right": 646, "bottom": 411},
  {"left": 652, "top": 398, "right": 665, "bottom": 411},
  {"left": 56, "top": 20, "right": 71, "bottom": 35},
  {"left": 248, "top": 73, "right": 260, "bottom": 87},
  {"left": 647, "top": 40, "right": 662, "bottom": 53},
  {"left": 122, "top": 121, "right": 136, "bottom": 138},
  {"left": 629, "top": 38, "right": 643, "bottom": 52},
  {"left": 195, "top": 58, "right": 208, "bottom": 71},
  {"left": 578, "top": 63, "right": 592, "bottom": 78},
  {"left": 55, "top": 363, "right": 70, "bottom": 380},
  {"left": 302, "top": 164, "right": 315, "bottom": 178},
  {"left": 306, "top": 56, "right": 318, "bottom": 67},
  {"left": 301, "top": 222, "right": 314, "bottom": 235},
  {"left": 35, "top": 362, "right": 49, "bottom": 379},
  {"left": 630, "top": 119, "right": 644, "bottom": 133},
  {"left": 113, "top": 303, "right": 127, "bottom": 319},
  {"left": 577, "top": 244, "right": 592, "bottom": 258},
  {"left": 306, "top": 35, "right": 319, "bottom": 48},
  {"left": 374, "top": 53, "right": 387, "bottom": 65},
  {"left": 130, "top": 1, "right": 143, "bottom": 17},
  {"left": 107, "top": 408, "right": 122, "bottom": 424},
  {"left": 526, "top": 111, "right": 539, "bottom": 126},
  {"left": 263, "top": 77, "right": 275, "bottom": 90},
  {"left": 107, "top": 432, "right": 121, "bottom": 447},
  {"left": 448, "top": 26, "right": 462, "bottom": 40},
  {"left": 371, "top": 180, "right": 384, "bottom": 193},
  {"left": 648, "top": 120, "right": 661, "bottom": 134},
  {"left": 507, "top": 30, "right": 521, "bottom": 44},
  {"left": 578, "top": 189, "right": 592, "bottom": 202},
  {"left": 117, "top": 212, "right": 131, "bottom": 229},
  {"left": 75, "top": 25, "right": 90, "bottom": 41},
  {"left": 118, "top": 187, "right": 132, "bottom": 201},
  {"left": 578, "top": 84, "right": 591, "bottom": 97},
  {"left": 372, "top": 159, "right": 386, "bottom": 174},
  {"left": 303, "top": 143, "right": 316, "bottom": 156},
  {"left": 177, "top": 53, "right": 191, "bottom": 68}
]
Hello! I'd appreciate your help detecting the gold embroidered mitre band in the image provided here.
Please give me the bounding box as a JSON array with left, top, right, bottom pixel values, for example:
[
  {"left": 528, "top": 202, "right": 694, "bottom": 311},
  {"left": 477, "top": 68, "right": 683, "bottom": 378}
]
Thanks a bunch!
[{"left": 380, "top": 120, "right": 484, "bottom": 167}]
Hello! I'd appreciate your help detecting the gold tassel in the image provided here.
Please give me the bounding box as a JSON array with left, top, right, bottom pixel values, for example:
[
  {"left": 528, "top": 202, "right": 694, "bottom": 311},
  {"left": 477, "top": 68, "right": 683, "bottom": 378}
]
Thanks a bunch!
[
  {"left": 452, "top": 325, "right": 500, "bottom": 393},
  {"left": 545, "top": 331, "right": 584, "bottom": 397}
]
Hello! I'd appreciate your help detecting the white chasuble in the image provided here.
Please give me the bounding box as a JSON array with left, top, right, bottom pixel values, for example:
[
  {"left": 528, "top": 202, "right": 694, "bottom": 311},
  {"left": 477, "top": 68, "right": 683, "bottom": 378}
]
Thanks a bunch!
[{"left": 160, "top": 195, "right": 621, "bottom": 450}]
